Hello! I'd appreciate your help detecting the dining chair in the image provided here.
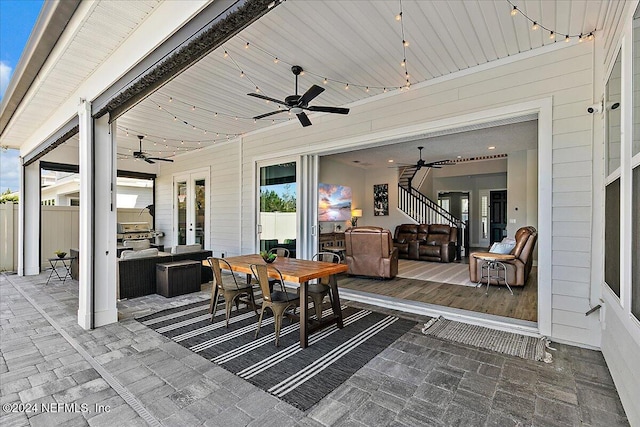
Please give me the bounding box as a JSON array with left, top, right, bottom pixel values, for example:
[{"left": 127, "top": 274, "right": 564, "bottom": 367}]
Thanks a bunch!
[
  {"left": 306, "top": 252, "right": 340, "bottom": 321},
  {"left": 268, "top": 247, "right": 290, "bottom": 258},
  {"left": 266, "top": 247, "right": 290, "bottom": 291},
  {"left": 207, "top": 257, "right": 258, "bottom": 326},
  {"left": 250, "top": 263, "right": 300, "bottom": 347}
]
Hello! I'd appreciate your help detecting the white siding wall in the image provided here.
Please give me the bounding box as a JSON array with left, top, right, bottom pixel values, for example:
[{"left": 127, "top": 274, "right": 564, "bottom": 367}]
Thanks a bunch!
[
  {"left": 155, "top": 141, "right": 242, "bottom": 257},
  {"left": 232, "top": 42, "right": 597, "bottom": 346}
]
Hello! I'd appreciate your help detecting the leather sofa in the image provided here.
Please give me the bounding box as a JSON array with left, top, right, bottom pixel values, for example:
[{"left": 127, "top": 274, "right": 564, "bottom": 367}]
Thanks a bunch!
[
  {"left": 393, "top": 224, "right": 458, "bottom": 262},
  {"left": 344, "top": 226, "right": 398, "bottom": 279},
  {"left": 469, "top": 226, "right": 537, "bottom": 287}
]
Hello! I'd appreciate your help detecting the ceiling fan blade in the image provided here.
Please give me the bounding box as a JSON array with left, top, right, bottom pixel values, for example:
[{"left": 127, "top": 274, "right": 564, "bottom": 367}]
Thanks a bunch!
[
  {"left": 144, "top": 158, "right": 155, "bottom": 164},
  {"left": 298, "top": 85, "right": 324, "bottom": 106},
  {"left": 254, "top": 109, "right": 287, "bottom": 120},
  {"left": 306, "top": 105, "right": 349, "bottom": 114},
  {"left": 148, "top": 157, "right": 174, "bottom": 163},
  {"left": 297, "top": 112, "right": 312, "bottom": 127},
  {"left": 247, "top": 92, "right": 287, "bottom": 106}
]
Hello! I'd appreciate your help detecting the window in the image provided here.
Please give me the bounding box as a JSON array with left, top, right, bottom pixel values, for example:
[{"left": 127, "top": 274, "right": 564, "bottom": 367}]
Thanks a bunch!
[
  {"left": 606, "top": 51, "right": 622, "bottom": 175},
  {"left": 605, "top": 178, "right": 621, "bottom": 297},
  {"left": 481, "top": 195, "right": 488, "bottom": 240},
  {"left": 632, "top": 168, "right": 640, "bottom": 320},
  {"left": 632, "top": 5, "right": 640, "bottom": 320}
]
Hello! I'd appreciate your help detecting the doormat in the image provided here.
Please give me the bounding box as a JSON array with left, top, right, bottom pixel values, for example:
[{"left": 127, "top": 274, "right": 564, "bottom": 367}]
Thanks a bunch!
[
  {"left": 137, "top": 301, "right": 416, "bottom": 411},
  {"left": 422, "top": 316, "right": 552, "bottom": 363}
]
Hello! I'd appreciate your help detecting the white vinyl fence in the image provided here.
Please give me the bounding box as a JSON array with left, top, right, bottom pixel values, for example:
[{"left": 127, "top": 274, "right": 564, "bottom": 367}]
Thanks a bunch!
[{"left": 0, "top": 204, "right": 152, "bottom": 271}]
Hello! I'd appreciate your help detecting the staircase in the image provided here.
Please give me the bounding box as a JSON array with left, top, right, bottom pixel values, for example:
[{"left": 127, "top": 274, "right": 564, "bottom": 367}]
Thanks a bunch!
[{"left": 397, "top": 167, "right": 469, "bottom": 257}]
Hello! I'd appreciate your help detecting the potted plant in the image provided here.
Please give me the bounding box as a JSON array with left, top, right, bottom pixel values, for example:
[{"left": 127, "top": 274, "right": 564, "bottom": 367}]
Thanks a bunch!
[
  {"left": 260, "top": 250, "right": 277, "bottom": 264},
  {"left": 54, "top": 250, "right": 67, "bottom": 259}
]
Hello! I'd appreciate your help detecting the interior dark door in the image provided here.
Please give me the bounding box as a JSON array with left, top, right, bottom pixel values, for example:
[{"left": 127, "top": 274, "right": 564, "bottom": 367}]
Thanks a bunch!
[{"left": 489, "top": 190, "right": 507, "bottom": 244}]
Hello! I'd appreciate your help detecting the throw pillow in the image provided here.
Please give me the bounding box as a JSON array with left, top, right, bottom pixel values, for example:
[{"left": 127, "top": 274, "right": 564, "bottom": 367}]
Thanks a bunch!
[{"left": 489, "top": 242, "right": 515, "bottom": 254}]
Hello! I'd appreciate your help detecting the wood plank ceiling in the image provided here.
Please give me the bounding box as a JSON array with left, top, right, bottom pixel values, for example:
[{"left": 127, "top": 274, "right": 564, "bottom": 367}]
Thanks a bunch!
[
  {"left": 3, "top": 0, "right": 620, "bottom": 163},
  {"left": 115, "top": 0, "right": 612, "bottom": 163}
]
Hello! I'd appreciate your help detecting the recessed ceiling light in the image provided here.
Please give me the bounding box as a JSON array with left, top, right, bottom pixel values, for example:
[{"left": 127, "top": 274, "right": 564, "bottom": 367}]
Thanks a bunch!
[
  {"left": 388, "top": 159, "right": 394, "bottom": 163},
  {"left": 488, "top": 146, "right": 496, "bottom": 150}
]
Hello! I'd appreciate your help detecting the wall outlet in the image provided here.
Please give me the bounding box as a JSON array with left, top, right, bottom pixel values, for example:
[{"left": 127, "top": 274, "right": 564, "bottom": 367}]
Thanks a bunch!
[{"left": 509, "top": 219, "right": 517, "bottom": 224}]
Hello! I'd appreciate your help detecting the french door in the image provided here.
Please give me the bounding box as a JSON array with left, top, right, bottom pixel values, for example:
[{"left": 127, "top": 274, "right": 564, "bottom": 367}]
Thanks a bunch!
[{"left": 174, "top": 169, "right": 209, "bottom": 247}]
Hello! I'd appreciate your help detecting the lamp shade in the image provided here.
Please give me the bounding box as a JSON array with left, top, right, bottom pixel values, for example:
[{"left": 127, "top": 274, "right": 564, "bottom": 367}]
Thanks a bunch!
[{"left": 351, "top": 209, "right": 363, "bottom": 218}]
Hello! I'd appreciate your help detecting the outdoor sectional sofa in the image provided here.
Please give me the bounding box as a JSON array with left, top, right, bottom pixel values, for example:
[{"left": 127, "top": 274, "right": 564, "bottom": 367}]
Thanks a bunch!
[
  {"left": 117, "top": 246, "right": 212, "bottom": 299},
  {"left": 392, "top": 224, "right": 458, "bottom": 263}
]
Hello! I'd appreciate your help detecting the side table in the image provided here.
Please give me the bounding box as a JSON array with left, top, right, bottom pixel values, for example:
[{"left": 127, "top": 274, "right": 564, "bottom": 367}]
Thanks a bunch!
[
  {"left": 473, "top": 252, "right": 516, "bottom": 295},
  {"left": 46, "top": 256, "right": 76, "bottom": 285}
]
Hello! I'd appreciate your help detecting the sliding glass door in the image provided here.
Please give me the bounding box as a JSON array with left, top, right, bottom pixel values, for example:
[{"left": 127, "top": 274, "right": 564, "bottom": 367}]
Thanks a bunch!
[{"left": 257, "top": 162, "right": 297, "bottom": 258}]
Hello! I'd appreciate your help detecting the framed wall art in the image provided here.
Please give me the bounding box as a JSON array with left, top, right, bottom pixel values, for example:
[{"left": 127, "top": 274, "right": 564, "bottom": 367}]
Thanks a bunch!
[{"left": 373, "top": 183, "right": 388, "bottom": 216}]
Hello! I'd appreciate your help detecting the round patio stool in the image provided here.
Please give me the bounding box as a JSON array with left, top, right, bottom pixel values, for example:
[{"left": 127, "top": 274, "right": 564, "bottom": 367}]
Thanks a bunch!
[{"left": 473, "top": 252, "right": 516, "bottom": 295}]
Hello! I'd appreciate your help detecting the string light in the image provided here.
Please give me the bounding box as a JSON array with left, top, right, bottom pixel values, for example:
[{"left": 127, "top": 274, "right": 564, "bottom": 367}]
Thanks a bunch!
[
  {"left": 507, "top": 0, "right": 595, "bottom": 43},
  {"left": 403, "top": 39, "right": 409, "bottom": 47},
  {"left": 273, "top": 57, "right": 279, "bottom": 63},
  {"left": 345, "top": 83, "right": 349, "bottom": 90},
  {"left": 323, "top": 77, "right": 328, "bottom": 84},
  {"left": 245, "top": 42, "right": 250, "bottom": 49},
  {"left": 223, "top": 50, "right": 228, "bottom": 58}
]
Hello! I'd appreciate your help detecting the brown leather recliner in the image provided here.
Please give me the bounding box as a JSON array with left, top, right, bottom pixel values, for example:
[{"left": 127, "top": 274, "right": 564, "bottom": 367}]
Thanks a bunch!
[
  {"left": 469, "top": 226, "right": 538, "bottom": 287},
  {"left": 345, "top": 226, "right": 399, "bottom": 279}
]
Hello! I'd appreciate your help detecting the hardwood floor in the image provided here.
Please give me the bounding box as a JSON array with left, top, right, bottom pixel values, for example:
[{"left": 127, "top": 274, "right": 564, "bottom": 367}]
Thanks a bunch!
[{"left": 338, "top": 265, "right": 538, "bottom": 322}]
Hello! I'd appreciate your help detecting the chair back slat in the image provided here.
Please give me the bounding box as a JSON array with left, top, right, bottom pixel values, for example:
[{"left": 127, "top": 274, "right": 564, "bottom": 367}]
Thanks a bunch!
[
  {"left": 208, "top": 257, "right": 241, "bottom": 290},
  {"left": 268, "top": 247, "right": 290, "bottom": 258},
  {"left": 251, "top": 264, "right": 272, "bottom": 302}
]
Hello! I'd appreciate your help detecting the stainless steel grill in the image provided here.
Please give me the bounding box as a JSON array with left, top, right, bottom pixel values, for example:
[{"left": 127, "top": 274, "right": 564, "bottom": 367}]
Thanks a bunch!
[{"left": 117, "top": 222, "right": 157, "bottom": 241}]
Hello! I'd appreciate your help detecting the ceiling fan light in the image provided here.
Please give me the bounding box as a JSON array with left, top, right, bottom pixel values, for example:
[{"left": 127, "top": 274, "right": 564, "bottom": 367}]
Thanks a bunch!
[{"left": 290, "top": 106, "right": 303, "bottom": 114}]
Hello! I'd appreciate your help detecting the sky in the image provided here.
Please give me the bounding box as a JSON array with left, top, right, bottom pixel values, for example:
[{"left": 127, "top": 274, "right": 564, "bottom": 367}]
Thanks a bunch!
[{"left": 0, "top": 0, "right": 43, "bottom": 193}]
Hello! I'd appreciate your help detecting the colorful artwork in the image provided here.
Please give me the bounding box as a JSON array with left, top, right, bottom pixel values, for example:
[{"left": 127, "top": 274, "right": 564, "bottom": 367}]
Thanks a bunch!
[
  {"left": 374, "top": 183, "right": 388, "bottom": 216},
  {"left": 318, "top": 183, "right": 352, "bottom": 221}
]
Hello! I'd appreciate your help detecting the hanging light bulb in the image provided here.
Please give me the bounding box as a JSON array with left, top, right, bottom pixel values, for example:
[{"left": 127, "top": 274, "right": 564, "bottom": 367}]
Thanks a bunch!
[
  {"left": 401, "top": 58, "right": 406, "bottom": 67},
  {"left": 214, "top": 112, "right": 218, "bottom": 117},
  {"left": 245, "top": 42, "right": 250, "bottom": 49},
  {"left": 531, "top": 22, "right": 539, "bottom": 31},
  {"left": 549, "top": 31, "right": 555, "bottom": 40},
  {"left": 169, "top": 97, "right": 173, "bottom": 102},
  {"left": 510, "top": 6, "right": 518, "bottom": 16},
  {"left": 192, "top": 105, "right": 196, "bottom": 111},
  {"left": 323, "top": 77, "right": 328, "bottom": 84},
  {"left": 395, "top": 11, "right": 402, "bottom": 21},
  {"left": 578, "top": 34, "right": 583, "bottom": 42},
  {"left": 163, "top": 138, "right": 166, "bottom": 143},
  {"left": 273, "top": 57, "right": 279, "bottom": 63},
  {"left": 158, "top": 105, "right": 162, "bottom": 110},
  {"left": 365, "top": 87, "right": 370, "bottom": 93},
  {"left": 255, "top": 86, "right": 260, "bottom": 93},
  {"left": 403, "top": 39, "right": 409, "bottom": 47},
  {"left": 565, "top": 35, "right": 570, "bottom": 43},
  {"left": 345, "top": 83, "right": 349, "bottom": 90},
  {"left": 173, "top": 116, "right": 177, "bottom": 121},
  {"left": 240, "top": 71, "right": 244, "bottom": 77},
  {"left": 587, "top": 32, "right": 594, "bottom": 41},
  {"left": 383, "top": 87, "right": 387, "bottom": 93},
  {"left": 223, "top": 50, "right": 228, "bottom": 58}
]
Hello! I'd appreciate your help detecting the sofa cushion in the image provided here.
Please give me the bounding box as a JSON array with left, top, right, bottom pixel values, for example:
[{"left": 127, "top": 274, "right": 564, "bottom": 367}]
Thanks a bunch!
[
  {"left": 123, "top": 239, "right": 150, "bottom": 250},
  {"left": 120, "top": 248, "right": 159, "bottom": 259},
  {"left": 489, "top": 242, "right": 516, "bottom": 254},
  {"left": 172, "top": 244, "right": 202, "bottom": 254}
]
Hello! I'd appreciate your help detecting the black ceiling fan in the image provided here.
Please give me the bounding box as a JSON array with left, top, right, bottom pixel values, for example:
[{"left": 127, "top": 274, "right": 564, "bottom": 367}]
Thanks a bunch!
[
  {"left": 397, "top": 146, "right": 455, "bottom": 170},
  {"left": 247, "top": 65, "right": 349, "bottom": 127},
  {"left": 133, "top": 135, "right": 174, "bottom": 164}
]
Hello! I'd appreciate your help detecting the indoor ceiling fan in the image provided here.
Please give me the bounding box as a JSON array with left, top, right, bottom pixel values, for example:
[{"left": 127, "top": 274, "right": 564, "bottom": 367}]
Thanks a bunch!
[
  {"left": 133, "top": 135, "right": 174, "bottom": 164},
  {"left": 247, "top": 65, "right": 349, "bottom": 127},
  {"left": 396, "top": 146, "right": 455, "bottom": 170}
]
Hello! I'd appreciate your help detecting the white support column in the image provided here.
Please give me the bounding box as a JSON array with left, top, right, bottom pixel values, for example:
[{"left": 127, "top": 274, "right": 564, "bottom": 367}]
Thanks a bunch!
[
  {"left": 77, "top": 100, "right": 118, "bottom": 329},
  {"left": 93, "top": 114, "right": 117, "bottom": 327},
  {"left": 18, "top": 159, "right": 41, "bottom": 275}
]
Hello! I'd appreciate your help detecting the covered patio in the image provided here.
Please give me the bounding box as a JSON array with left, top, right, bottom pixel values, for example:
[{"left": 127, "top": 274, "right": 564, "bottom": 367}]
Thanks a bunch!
[{"left": 1, "top": 0, "right": 639, "bottom": 424}]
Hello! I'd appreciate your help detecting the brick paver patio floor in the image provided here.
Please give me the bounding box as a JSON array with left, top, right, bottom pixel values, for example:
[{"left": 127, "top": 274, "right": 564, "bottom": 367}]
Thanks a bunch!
[{"left": 0, "top": 272, "right": 629, "bottom": 426}]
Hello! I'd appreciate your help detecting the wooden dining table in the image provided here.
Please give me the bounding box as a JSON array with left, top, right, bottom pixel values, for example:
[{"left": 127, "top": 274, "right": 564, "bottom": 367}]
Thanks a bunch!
[{"left": 205, "top": 254, "right": 348, "bottom": 348}]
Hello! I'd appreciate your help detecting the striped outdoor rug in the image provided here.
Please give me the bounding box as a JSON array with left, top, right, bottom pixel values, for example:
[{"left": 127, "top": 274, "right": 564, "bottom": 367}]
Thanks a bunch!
[
  {"left": 137, "top": 300, "right": 416, "bottom": 411},
  {"left": 422, "top": 316, "right": 553, "bottom": 363}
]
